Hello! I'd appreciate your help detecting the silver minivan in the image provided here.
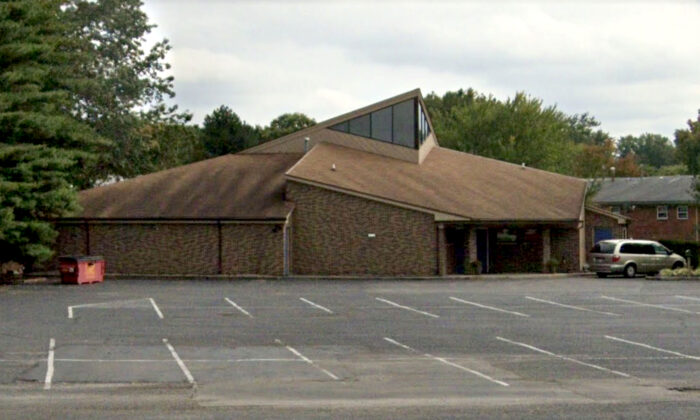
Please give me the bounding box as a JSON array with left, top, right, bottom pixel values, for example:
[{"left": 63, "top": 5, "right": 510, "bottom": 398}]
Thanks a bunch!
[{"left": 588, "top": 239, "right": 685, "bottom": 278}]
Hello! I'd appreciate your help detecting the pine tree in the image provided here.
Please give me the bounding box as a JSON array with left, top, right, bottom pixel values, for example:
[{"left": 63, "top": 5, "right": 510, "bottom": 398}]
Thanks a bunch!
[{"left": 0, "top": 0, "right": 103, "bottom": 267}]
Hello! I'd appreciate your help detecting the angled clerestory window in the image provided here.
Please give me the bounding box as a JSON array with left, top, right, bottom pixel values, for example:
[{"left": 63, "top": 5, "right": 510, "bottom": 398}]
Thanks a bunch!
[{"left": 329, "top": 98, "right": 431, "bottom": 149}]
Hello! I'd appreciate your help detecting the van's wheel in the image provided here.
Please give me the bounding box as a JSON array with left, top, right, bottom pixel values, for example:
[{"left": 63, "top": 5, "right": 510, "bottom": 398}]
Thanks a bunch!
[
  {"left": 672, "top": 262, "right": 684, "bottom": 270},
  {"left": 596, "top": 272, "right": 608, "bottom": 278},
  {"left": 624, "top": 264, "right": 637, "bottom": 278}
]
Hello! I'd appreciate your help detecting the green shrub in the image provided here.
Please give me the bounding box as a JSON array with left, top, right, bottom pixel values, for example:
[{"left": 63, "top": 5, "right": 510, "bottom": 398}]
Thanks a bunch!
[
  {"left": 545, "top": 258, "right": 560, "bottom": 273},
  {"left": 466, "top": 260, "right": 482, "bottom": 275}
]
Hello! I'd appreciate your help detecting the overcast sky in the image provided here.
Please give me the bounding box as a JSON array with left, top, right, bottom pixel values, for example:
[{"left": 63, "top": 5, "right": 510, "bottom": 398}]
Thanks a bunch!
[{"left": 143, "top": 0, "right": 700, "bottom": 139}]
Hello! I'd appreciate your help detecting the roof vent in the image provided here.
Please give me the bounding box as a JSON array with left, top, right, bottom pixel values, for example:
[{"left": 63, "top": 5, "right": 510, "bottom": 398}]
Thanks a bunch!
[
  {"left": 521, "top": 163, "right": 526, "bottom": 169},
  {"left": 304, "top": 137, "right": 310, "bottom": 153},
  {"left": 331, "top": 163, "right": 336, "bottom": 171}
]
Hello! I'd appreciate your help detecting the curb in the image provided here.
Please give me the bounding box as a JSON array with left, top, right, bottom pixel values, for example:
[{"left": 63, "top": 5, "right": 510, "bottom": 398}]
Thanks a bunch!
[{"left": 23, "top": 272, "right": 591, "bottom": 282}]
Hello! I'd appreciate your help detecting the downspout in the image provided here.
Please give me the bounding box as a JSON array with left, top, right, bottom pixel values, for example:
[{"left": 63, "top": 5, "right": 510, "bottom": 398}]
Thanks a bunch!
[
  {"left": 283, "top": 211, "right": 292, "bottom": 277},
  {"left": 217, "top": 220, "right": 222, "bottom": 275},
  {"left": 84, "top": 219, "right": 90, "bottom": 255},
  {"left": 578, "top": 184, "right": 588, "bottom": 271}
]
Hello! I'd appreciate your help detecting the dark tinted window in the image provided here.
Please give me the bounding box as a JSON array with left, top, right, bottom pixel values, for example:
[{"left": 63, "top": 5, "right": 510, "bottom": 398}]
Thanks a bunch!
[
  {"left": 349, "top": 114, "right": 370, "bottom": 137},
  {"left": 591, "top": 242, "right": 615, "bottom": 254},
  {"left": 653, "top": 244, "right": 669, "bottom": 255},
  {"left": 619, "top": 243, "right": 639, "bottom": 254},
  {"left": 370, "top": 107, "right": 392, "bottom": 142},
  {"left": 393, "top": 100, "right": 415, "bottom": 147},
  {"left": 330, "top": 121, "right": 348, "bottom": 133},
  {"left": 641, "top": 245, "right": 656, "bottom": 255},
  {"left": 328, "top": 99, "right": 422, "bottom": 148},
  {"left": 417, "top": 102, "right": 430, "bottom": 145}
]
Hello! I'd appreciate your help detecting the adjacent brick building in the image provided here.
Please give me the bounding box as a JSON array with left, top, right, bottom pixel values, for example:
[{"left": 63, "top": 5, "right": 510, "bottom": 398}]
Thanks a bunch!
[
  {"left": 592, "top": 176, "right": 698, "bottom": 243},
  {"left": 52, "top": 89, "right": 598, "bottom": 276}
]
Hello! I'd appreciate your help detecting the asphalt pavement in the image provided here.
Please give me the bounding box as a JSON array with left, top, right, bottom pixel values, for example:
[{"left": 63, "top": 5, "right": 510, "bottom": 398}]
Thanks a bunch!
[{"left": 0, "top": 276, "right": 699, "bottom": 418}]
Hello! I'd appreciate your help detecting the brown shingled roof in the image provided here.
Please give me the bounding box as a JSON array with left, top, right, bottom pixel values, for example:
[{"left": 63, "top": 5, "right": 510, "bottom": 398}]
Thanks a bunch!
[
  {"left": 287, "top": 143, "right": 586, "bottom": 221},
  {"left": 77, "top": 154, "right": 302, "bottom": 219}
]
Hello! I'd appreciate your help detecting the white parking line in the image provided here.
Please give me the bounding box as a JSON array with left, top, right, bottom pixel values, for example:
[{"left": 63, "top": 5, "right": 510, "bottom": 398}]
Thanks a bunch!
[
  {"left": 605, "top": 335, "right": 700, "bottom": 361},
  {"left": 383, "top": 337, "right": 416, "bottom": 352},
  {"left": 496, "top": 336, "right": 631, "bottom": 378},
  {"left": 426, "top": 353, "right": 510, "bottom": 387},
  {"left": 675, "top": 295, "right": 700, "bottom": 303},
  {"left": 300, "top": 297, "right": 334, "bottom": 314},
  {"left": 43, "top": 338, "right": 55, "bottom": 390},
  {"left": 384, "top": 337, "right": 509, "bottom": 387},
  {"left": 276, "top": 339, "right": 339, "bottom": 380},
  {"left": 525, "top": 296, "right": 620, "bottom": 316},
  {"left": 224, "top": 297, "right": 254, "bottom": 318},
  {"left": 375, "top": 297, "right": 439, "bottom": 318},
  {"left": 68, "top": 298, "right": 164, "bottom": 319},
  {"left": 54, "top": 358, "right": 299, "bottom": 363},
  {"left": 601, "top": 296, "right": 698, "bottom": 314},
  {"left": 162, "top": 338, "right": 195, "bottom": 385},
  {"left": 149, "top": 298, "right": 164, "bottom": 319},
  {"left": 450, "top": 297, "right": 530, "bottom": 317}
]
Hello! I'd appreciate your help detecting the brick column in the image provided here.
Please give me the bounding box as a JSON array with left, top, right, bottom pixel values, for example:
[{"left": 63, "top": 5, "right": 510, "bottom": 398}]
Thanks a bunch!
[
  {"left": 542, "top": 228, "right": 551, "bottom": 272},
  {"left": 468, "top": 228, "right": 477, "bottom": 263},
  {"left": 437, "top": 224, "right": 447, "bottom": 276}
]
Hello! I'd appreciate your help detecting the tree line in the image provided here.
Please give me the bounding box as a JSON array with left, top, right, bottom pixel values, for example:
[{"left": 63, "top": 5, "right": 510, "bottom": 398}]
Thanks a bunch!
[
  {"left": 1, "top": 0, "right": 699, "bottom": 270},
  {"left": 424, "top": 89, "right": 698, "bottom": 180}
]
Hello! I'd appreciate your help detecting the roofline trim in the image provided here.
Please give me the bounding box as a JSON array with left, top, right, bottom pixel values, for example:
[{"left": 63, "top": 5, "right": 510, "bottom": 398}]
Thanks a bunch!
[
  {"left": 585, "top": 205, "right": 631, "bottom": 221},
  {"left": 593, "top": 200, "right": 696, "bottom": 206},
  {"left": 440, "top": 219, "right": 580, "bottom": 225},
  {"left": 53, "top": 217, "right": 288, "bottom": 224}
]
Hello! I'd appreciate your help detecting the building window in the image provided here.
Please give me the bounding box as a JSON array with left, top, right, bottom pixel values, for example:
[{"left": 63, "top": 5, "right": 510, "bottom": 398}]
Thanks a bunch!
[
  {"left": 678, "top": 205, "right": 689, "bottom": 220},
  {"left": 611, "top": 206, "right": 621, "bottom": 214},
  {"left": 329, "top": 98, "right": 424, "bottom": 149},
  {"left": 657, "top": 205, "right": 668, "bottom": 220}
]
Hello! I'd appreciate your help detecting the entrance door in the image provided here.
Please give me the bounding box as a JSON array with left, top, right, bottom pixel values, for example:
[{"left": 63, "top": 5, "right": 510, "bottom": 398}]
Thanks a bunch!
[
  {"left": 476, "top": 229, "right": 489, "bottom": 273},
  {"left": 594, "top": 227, "right": 613, "bottom": 244}
]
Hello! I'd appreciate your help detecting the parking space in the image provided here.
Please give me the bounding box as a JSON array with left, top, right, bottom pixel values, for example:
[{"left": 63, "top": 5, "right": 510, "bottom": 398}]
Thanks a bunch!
[{"left": 0, "top": 277, "right": 698, "bottom": 415}]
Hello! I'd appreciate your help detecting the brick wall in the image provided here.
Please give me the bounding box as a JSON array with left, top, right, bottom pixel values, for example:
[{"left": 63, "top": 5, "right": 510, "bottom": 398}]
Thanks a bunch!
[
  {"left": 221, "top": 224, "right": 283, "bottom": 275},
  {"left": 584, "top": 210, "right": 627, "bottom": 252},
  {"left": 54, "top": 223, "right": 89, "bottom": 258},
  {"left": 550, "top": 227, "right": 580, "bottom": 272},
  {"left": 619, "top": 205, "right": 698, "bottom": 242},
  {"left": 286, "top": 181, "right": 437, "bottom": 275},
  {"left": 51, "top": 221, "right": 284, "bottom": 275}
]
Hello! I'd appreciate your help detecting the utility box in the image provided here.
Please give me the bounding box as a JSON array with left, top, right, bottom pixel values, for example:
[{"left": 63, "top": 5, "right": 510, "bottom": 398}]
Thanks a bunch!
[{"left": 59, "top": 256, "right": 105, "bottom": 285}]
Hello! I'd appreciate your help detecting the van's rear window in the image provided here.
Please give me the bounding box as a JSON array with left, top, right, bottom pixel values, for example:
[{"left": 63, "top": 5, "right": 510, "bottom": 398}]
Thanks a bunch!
[{"left": 591, "top": 242, "right": 615, "bottom": 254}]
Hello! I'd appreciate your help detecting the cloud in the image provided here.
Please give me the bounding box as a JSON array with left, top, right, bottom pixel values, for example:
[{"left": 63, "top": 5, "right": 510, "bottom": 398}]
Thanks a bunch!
[{"left": 144, "top": 0, "right": 700, "bottom": 138}]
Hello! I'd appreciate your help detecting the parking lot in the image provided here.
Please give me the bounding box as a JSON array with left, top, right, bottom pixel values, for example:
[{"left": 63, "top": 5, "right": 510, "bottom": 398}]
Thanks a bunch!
[{"left": 1, "top": 276, "right": 699, "bottom": 418}]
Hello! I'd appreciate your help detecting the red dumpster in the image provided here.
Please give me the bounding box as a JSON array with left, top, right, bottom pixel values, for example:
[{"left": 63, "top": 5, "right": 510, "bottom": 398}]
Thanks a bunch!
[{"left": 59, "top": 256, "right": 105, "bottom": 284}]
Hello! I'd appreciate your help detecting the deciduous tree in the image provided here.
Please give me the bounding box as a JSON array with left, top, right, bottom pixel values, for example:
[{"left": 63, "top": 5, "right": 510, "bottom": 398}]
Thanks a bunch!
[
  {"left": 62, "top": 0, "right": 191, "bottom": 182},
  {"left": 259, "top": 113, "right": 315, "bottom": 142}
]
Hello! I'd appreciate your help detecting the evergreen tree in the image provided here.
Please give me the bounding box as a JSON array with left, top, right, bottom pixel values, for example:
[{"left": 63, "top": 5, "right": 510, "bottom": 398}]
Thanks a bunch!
[
  {"left": 201, "top": 105, "right": 258, "bottom": 157},
  {"left": 0, "top": 0, "right": 100, "bottom": 266}
]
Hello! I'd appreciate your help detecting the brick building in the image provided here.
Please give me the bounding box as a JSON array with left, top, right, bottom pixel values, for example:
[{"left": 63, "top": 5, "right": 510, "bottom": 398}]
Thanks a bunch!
[
  {"left": 592, "top": 176, "right": 698, "bottom": 243},
  {"left": 53, "top": 89, "right": 609, "bottom": 276}
]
